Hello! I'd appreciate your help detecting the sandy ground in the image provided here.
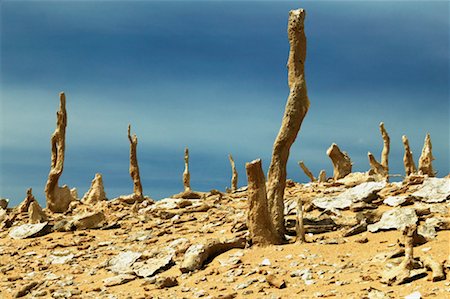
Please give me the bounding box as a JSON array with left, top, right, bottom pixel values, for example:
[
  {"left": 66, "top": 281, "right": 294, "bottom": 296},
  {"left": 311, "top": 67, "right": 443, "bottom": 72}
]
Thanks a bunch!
[{"left": 0, "top": 179, "right": 449, "bottom": 299}]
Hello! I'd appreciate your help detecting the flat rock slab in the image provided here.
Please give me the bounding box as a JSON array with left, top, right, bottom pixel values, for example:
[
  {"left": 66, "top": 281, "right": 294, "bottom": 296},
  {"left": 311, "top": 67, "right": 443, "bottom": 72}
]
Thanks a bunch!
[
  {"left": 9, "top": 222, "right": 49, "bottom": 240},
  {"left": 313, "top": 181, "right": 386, "bottom": 210},
  {"left": 368, "top": 208, "right": 418, "bottom": 233},
  {"left": 383, "top": 196, "right": 411, "bottom": 207},
  {"left": 103, "top": 274, "right": 136, "bottom": 287},
  {"left": 411, "top": 178, "right": 450, "bottom": 203},
  {"left": 133, "top": 249, "right": 174, "bottom": 278},
  {"left": 109, "top": 251, "right": 142, "bottom": 274}
]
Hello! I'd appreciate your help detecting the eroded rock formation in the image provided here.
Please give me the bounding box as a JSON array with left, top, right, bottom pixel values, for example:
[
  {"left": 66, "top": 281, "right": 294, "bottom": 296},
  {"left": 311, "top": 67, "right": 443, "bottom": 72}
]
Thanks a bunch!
[
  {"left": 267, "top": 9, "right": 310, "bottom": 237},
  {"left": 128, "top": 124, "right": 143, "bottom": 200},
  {"left": 229, "top": 154, "right": 238, "bottom": 192},
  {"left": 45, "top": 92, "right": 75, "bottom": 213},
  {"left": 368, "top": 152, "right": 388, "bottom": 177},
  {"left": 327, "top": 143, "right": 352, "bottom": 180},
  {"left": 380, "top": 122, "right": 390, "bottom": 172},
  {"left": 183, "top": 148, "right": 191, "bottom": 192},
  {"left": 28, "top": 201, "right": 47, "bottom": 224},
  {"left": 418, "top": 133, "right": 435, "bottom": 177},
  {"left": 318, "top": 170, "right": 327, "bottom": 183},
  {"left": 402, "top": 135, "right": 416, "bottom": 177},
  {"left": 82, "top": 173, "right": 107, "bottom": 204},
  {"left": 246, "top": 159, "right": 282, "bottom": 245},
  {"left": 18, "top": 188, "right": 37, "bottom": 214}
]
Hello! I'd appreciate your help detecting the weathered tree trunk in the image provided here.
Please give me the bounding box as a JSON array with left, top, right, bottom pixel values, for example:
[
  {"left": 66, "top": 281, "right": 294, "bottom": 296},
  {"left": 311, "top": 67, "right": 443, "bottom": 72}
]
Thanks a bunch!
[
  {"left": 267, "top": 9, "right": 310, "bottom": 237},
  {"left": 183, "top": 147, "right": 191, "bottom": 191},
  {"left": 326, "top": 143, "right": 352, "bottom": 180},
  {"left": 128, "top": 124, "right": 143, "bottom": 198},
  {"left": 298, "top": 161, "right": 316, "bottom": 182},
  {"left": 318, "top": 170, "right": 327, "bottom": 183},
  {"left": 45, "top": 92, "right": 74, "bottom": 213},
  {"left": 229, "top": 154, "right": 238, "bottom": 192},
  {"left": 368, "top": 152, "right": 388, "bottom": 177},
  {"left": 246, "top": 159, "right": 282, "bottom": 246},
  {"left": 402, "top": 135, "right": 416, "bottom": 177},
  {"left": 379, "top": 122, "right": 390, "bottom": 172},
  {"left": 296, "top": 198, "right": 306, "bottom": 243},
  {"left": 418, "top": 133, "right": 435, "bottom": 177}
]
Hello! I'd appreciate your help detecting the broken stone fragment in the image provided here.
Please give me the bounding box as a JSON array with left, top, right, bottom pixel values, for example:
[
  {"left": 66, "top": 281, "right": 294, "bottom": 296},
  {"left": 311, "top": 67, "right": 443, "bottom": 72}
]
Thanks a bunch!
[
  {"left": 368, "top": 208, "right": 418, "bottom": 233},
  {"left": 0, "top": 198, "right": 9, "bottom": 210},
  {"left": 421, "top": 255, "right": 445, "bottom": 281},
  {"left": 156, "top": 276, "right": 178, "bottom": 289},
  {"left": 18, "top": 188, "right": 37, "bottom": 214},
  {"left": 82, "top": 173, "right": 107, "bottom": 204},
  {"left": 343, "top": 219, "right": 368, "bottom": 237},
  {"left": 410, "top": 177, "right": 450, "bottom": 203},
  {"left": 383, "top": 196, "right": 412, "bottom": 207},
  {"left": 298, "top": 161, "right": 316, "bottom": 182},
  {"left": 9, "top": 222, "right": 50, "bottom": 240},
  {"left": 266, "top": 274, "right": 286, "bottom": 289},
  {"left": 73, "top": 211, "right": 105, "bottom": 230},
  {"left": 103, "top": 274, "right": 136, "bottom": 287},
  {"left": 180, "top": 237, "right": 246, "bottom": 273},
  {"left": 28, "top": 201, "right": 47, "bottom": 224},
  {"left": 133, "top": 249, "right": 174, "bottom": 278},
  {"left": 318, "top": 170, "right": 327, "bottom": 183},
  {"left": 13, "top": 281, "right": 39, "bottom": 298},
  {"left": 108, "top": 251, "right": 142, "bottom": 274}
]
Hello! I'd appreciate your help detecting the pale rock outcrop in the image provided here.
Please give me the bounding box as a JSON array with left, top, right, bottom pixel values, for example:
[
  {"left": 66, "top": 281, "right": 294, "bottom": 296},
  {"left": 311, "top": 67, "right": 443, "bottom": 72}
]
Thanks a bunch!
[
  {"left": 368, "top": 152, "right": 388, "bottom": 178},
  {"left": 246, "top": 159, "right": 282, "bottom": 246},
  {"left": 298, "top": 161, "right": 316, "bottom": 182},
  {"left": 267, "top": 8, "right": 310, "bottom": 237},
  {"left": 28, "top": 201, "right": 47, "bottom": 224},
  {"left": 45, "top": 93, "right": 75, "bottom": 213},
  {"left": 82, "top": 173, "right": 107, "bottom": 204},
  {"left": 418, "top": 133, "right": 436, "bottom": 177},
  {"left": 73, "top": 211, "right": 106, "bottom": 230},
  {"left": 318, "top": 170, "right": 327, "bottom": 183},
  {"left": 229, "top": 154, "right": 238, "bottom": 192},
  {"left": 410, "top": 177, "right": 450, "bottom": 203},
  {"left": 183, "top": 147, "right": 191, "bottom": 192},
  {"left": 380, "top": 122, "right": 390, "bottom": 172},
  {"left": 368, "top": 208, "right": 418, "bottom": 233},
  {"left": 9, "top": 222, "right": 49, "bottom": 239},
  {"left": 18, "top": 188, "right": 37, "bottom": 213},
  {"left": 402, "top": 135, "right": 416, "bottom": 177},
  {"left": 327, "top": 143, "right": 352, "bottom": 180}
]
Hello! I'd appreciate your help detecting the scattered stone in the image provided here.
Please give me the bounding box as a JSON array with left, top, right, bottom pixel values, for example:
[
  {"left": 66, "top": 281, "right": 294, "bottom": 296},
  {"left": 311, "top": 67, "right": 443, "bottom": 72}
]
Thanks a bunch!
[
  {"left": 404, "top": 291, "right": 421, "bottom": 299},
  {"left": 133, "top": 249, "right": 174, "bottom": 277},
  {"left": 13, "top": 281, "right": 39, "bottom": 298},
  {"left": 9, "top": 222, "right": 50, "bottom": 240},
  {"left": 383, "top": 196, "right": 412, "bottom": 207},
  {"left": 343, "top": 219, "right": 367, "bottom": 237},
  {"left": 260, "top": 258, "right": 271, "bottom": 266},
  {"left": 266, "top": 274, "right": 286, "bottom": 289},
  {"left": 368, "top": 208, "right": 418, "bottom": 233},
  {"left": 156, "top": 276, "right": 178, "bottom": 288},
  {"left": 73, "top": 211, "right": 106, "bottom": 230},
  {"left": 103, "top": 274, "right": 136, "bottom": 287},
  {"left": 48, "top": 250, "right": 74, "bottom": 265},
  {"left": 0, "top": 198, "right": 9, "bottom": 209},
  {"left": 109, "top": 251, "right": 142, "bottom": 274},
  {"left": 367, "top": 288, "right": 390, "bottom": 299}
]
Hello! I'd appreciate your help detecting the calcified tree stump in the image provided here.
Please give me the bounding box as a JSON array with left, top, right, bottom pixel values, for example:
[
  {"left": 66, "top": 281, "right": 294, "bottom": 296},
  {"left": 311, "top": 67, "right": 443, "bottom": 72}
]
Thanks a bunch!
[
  {"left": 28, "top": 201, "right": 47, "bottom": 224},
  {"left": 327, "top": 143, "right": 352, "bottom": 180},
  {"left": 298, "top": 161, "right": 316, "bottom": 182},
  {"left": 183, "top": 147, "right": 191, "bottom": 192},
  {"left": 267, "top": 9, "right": 310, "bottom": 237},
  {"left": 296, "top": 198, "right": 306, "bottom": 243},
  {"left": 246, "top": 159, "right": 282, "bottom": 246},
  {"left": 402, "top": 135, "right": 416, "bottom": 177},
  {"left": 368, "top": 122, "right": 390, "bottom": 178},
  {"left": 18, "top": 188, "right": 37, "bottom": 213},
  {"left": 418, "top": 133, "right": 436, "bottom": 177},
  {"left": 318, "top": 170, "right": 327, "bottom": 183},
  {"left": 128, "top": 124, "right": 143, "bottom": 199},
  {"left": 368, "top": 152, "right": 388, "bottom": 177},
  {"left": 228, "top": 154, "right": 238, "bottom": 192},
  {"left": 45, "top": 92, "right": 74, "bottom": 213}
]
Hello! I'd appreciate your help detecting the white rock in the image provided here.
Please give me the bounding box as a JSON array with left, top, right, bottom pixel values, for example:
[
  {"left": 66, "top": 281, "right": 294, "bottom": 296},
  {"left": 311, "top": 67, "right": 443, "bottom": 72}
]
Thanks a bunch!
[
  {"left": 9, "top": 222, "right": 48, "bottom": 239},
  {"left": 133, "top": 249, "right": 174, "bottom": 277},
  {"left": 109, "top": 251, "right": 142, "bottom": 274},
  {"left": 103, "top": 274, "right": 136, "bottom": 287},
  {"left": 260, "top": 258, "right": 271, "bottom": 266},
  {"left": 411, "top": 178, "right": 450, "bottom": 203},
  {"left": 404, "top": 291, "right": 421, "bottom": 299},
  {"left": 368, "top": 208, "right": 418, "bottom": 233},
  {"left": 383, "top": 196, "right": 409, "bottom": 207}
]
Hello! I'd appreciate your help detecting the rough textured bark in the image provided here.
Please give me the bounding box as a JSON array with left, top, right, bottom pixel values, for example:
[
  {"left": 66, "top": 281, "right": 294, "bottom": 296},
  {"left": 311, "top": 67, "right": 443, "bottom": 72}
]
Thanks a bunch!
[
  {"left": 402, "top": 135, "right": 416, "bottom": 177},
  {"left": 128, "top": 124, "right": 143, "bottom": 199},
  {"left": 368, "top": 152, "right": 388, "bottom": 177},
  {"left": 82, "top": 173, "right": 107, "bottom": 204},
  {"left": 298, "top": 161, "right": 316, "bottom": 182},
  {"left": 229, "top": 154, "right": 238, "bottom": 192},
  {"left": 267, "top": 9, "right": 310, "bottom": 237},
  {"left": 183, "top": 147, "right": 191, "bottom": 192},
  {"left": 418, "top": 133, "right": 436, "bottom": 177},
  {"left": 45, "top": 92, "right": 74, "bottom": 213},
  {"left": 246, "top": 159, "right": 282, "bottom": 246},
  {"left": 318, "top": 170, "right": 327, "bottom": 183},
  {"left": 326, "top": 143, "right": 352, "bottom": 180},
  {"left": 379, "top": 122, "right": 390, "bottom": 171},
  {"left": 296, "top": 198, "right": 306, "bottom": 243}
]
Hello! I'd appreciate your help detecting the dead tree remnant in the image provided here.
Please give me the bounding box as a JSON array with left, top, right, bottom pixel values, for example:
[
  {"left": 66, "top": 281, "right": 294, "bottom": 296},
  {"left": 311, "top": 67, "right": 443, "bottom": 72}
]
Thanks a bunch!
[
  {"left": 246, "top": 159, "right": 282, "bottom": 246},
  {"left": 402, "top": 135, "right": 416, "bottom": 177},
  {"left": 382, "top": 225, "right": 416, "bottom": 285},
  {"left": 128, "top": 124, "right": 143, "bottom": 199},
  {"left": 318, "top": 170, "right": 327, "bottom": 183},
  {"left": 229, "top": 154, "right": 238, "bottom": 192},
  {"left": 368, "top": 152, "right": 388, "bottom": 177},
  {"left": 296, "top": 198, "right": 306, "bottom": 243},
  {"left": 18, "top": 188, "right": 37, "bottom": 214},
  {"left": 298, "top": 161, "right": 316, "bottom": 182},
  {"left": 327, "top": 143, "right": 352, "bottom": 180},
  {"left": 266, "top": 9, "right": 310, "bottom": 237},
  {"left": 28, "top": 201, "right": 47, "bottom": 224},
  {"left": 380, "top": 122, "right": 390, "bottom": 171},
  {"left": 183, "top": 148, "right": 191, "bottom": 192},
  {"left": 418, "top": 133, "right": 436, "bottom": 177},
  {"left": 82, "top": 173, "right": 107, "bottom": 204},
  {"left": 45, "top": 92, "right": 75, "bottom": 213}
]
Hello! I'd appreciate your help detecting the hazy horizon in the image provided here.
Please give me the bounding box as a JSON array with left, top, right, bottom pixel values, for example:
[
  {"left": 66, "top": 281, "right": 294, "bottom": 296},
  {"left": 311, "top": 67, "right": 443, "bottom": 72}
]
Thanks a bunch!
[{"left": 1, "top": 0, "right": 449, "bottom": 207}]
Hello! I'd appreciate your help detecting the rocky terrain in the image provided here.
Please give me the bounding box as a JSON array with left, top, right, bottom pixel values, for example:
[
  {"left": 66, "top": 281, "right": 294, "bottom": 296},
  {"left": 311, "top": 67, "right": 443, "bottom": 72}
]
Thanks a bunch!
[{"left": 0, "top": 175, "right": 449, "bottom": 299}]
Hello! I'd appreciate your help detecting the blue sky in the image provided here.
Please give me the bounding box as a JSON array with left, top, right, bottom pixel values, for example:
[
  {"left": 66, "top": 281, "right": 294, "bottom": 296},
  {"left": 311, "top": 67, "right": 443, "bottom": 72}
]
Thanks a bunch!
[{"left": 1, "top": 0, "right": 448, "bottom": 207}]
